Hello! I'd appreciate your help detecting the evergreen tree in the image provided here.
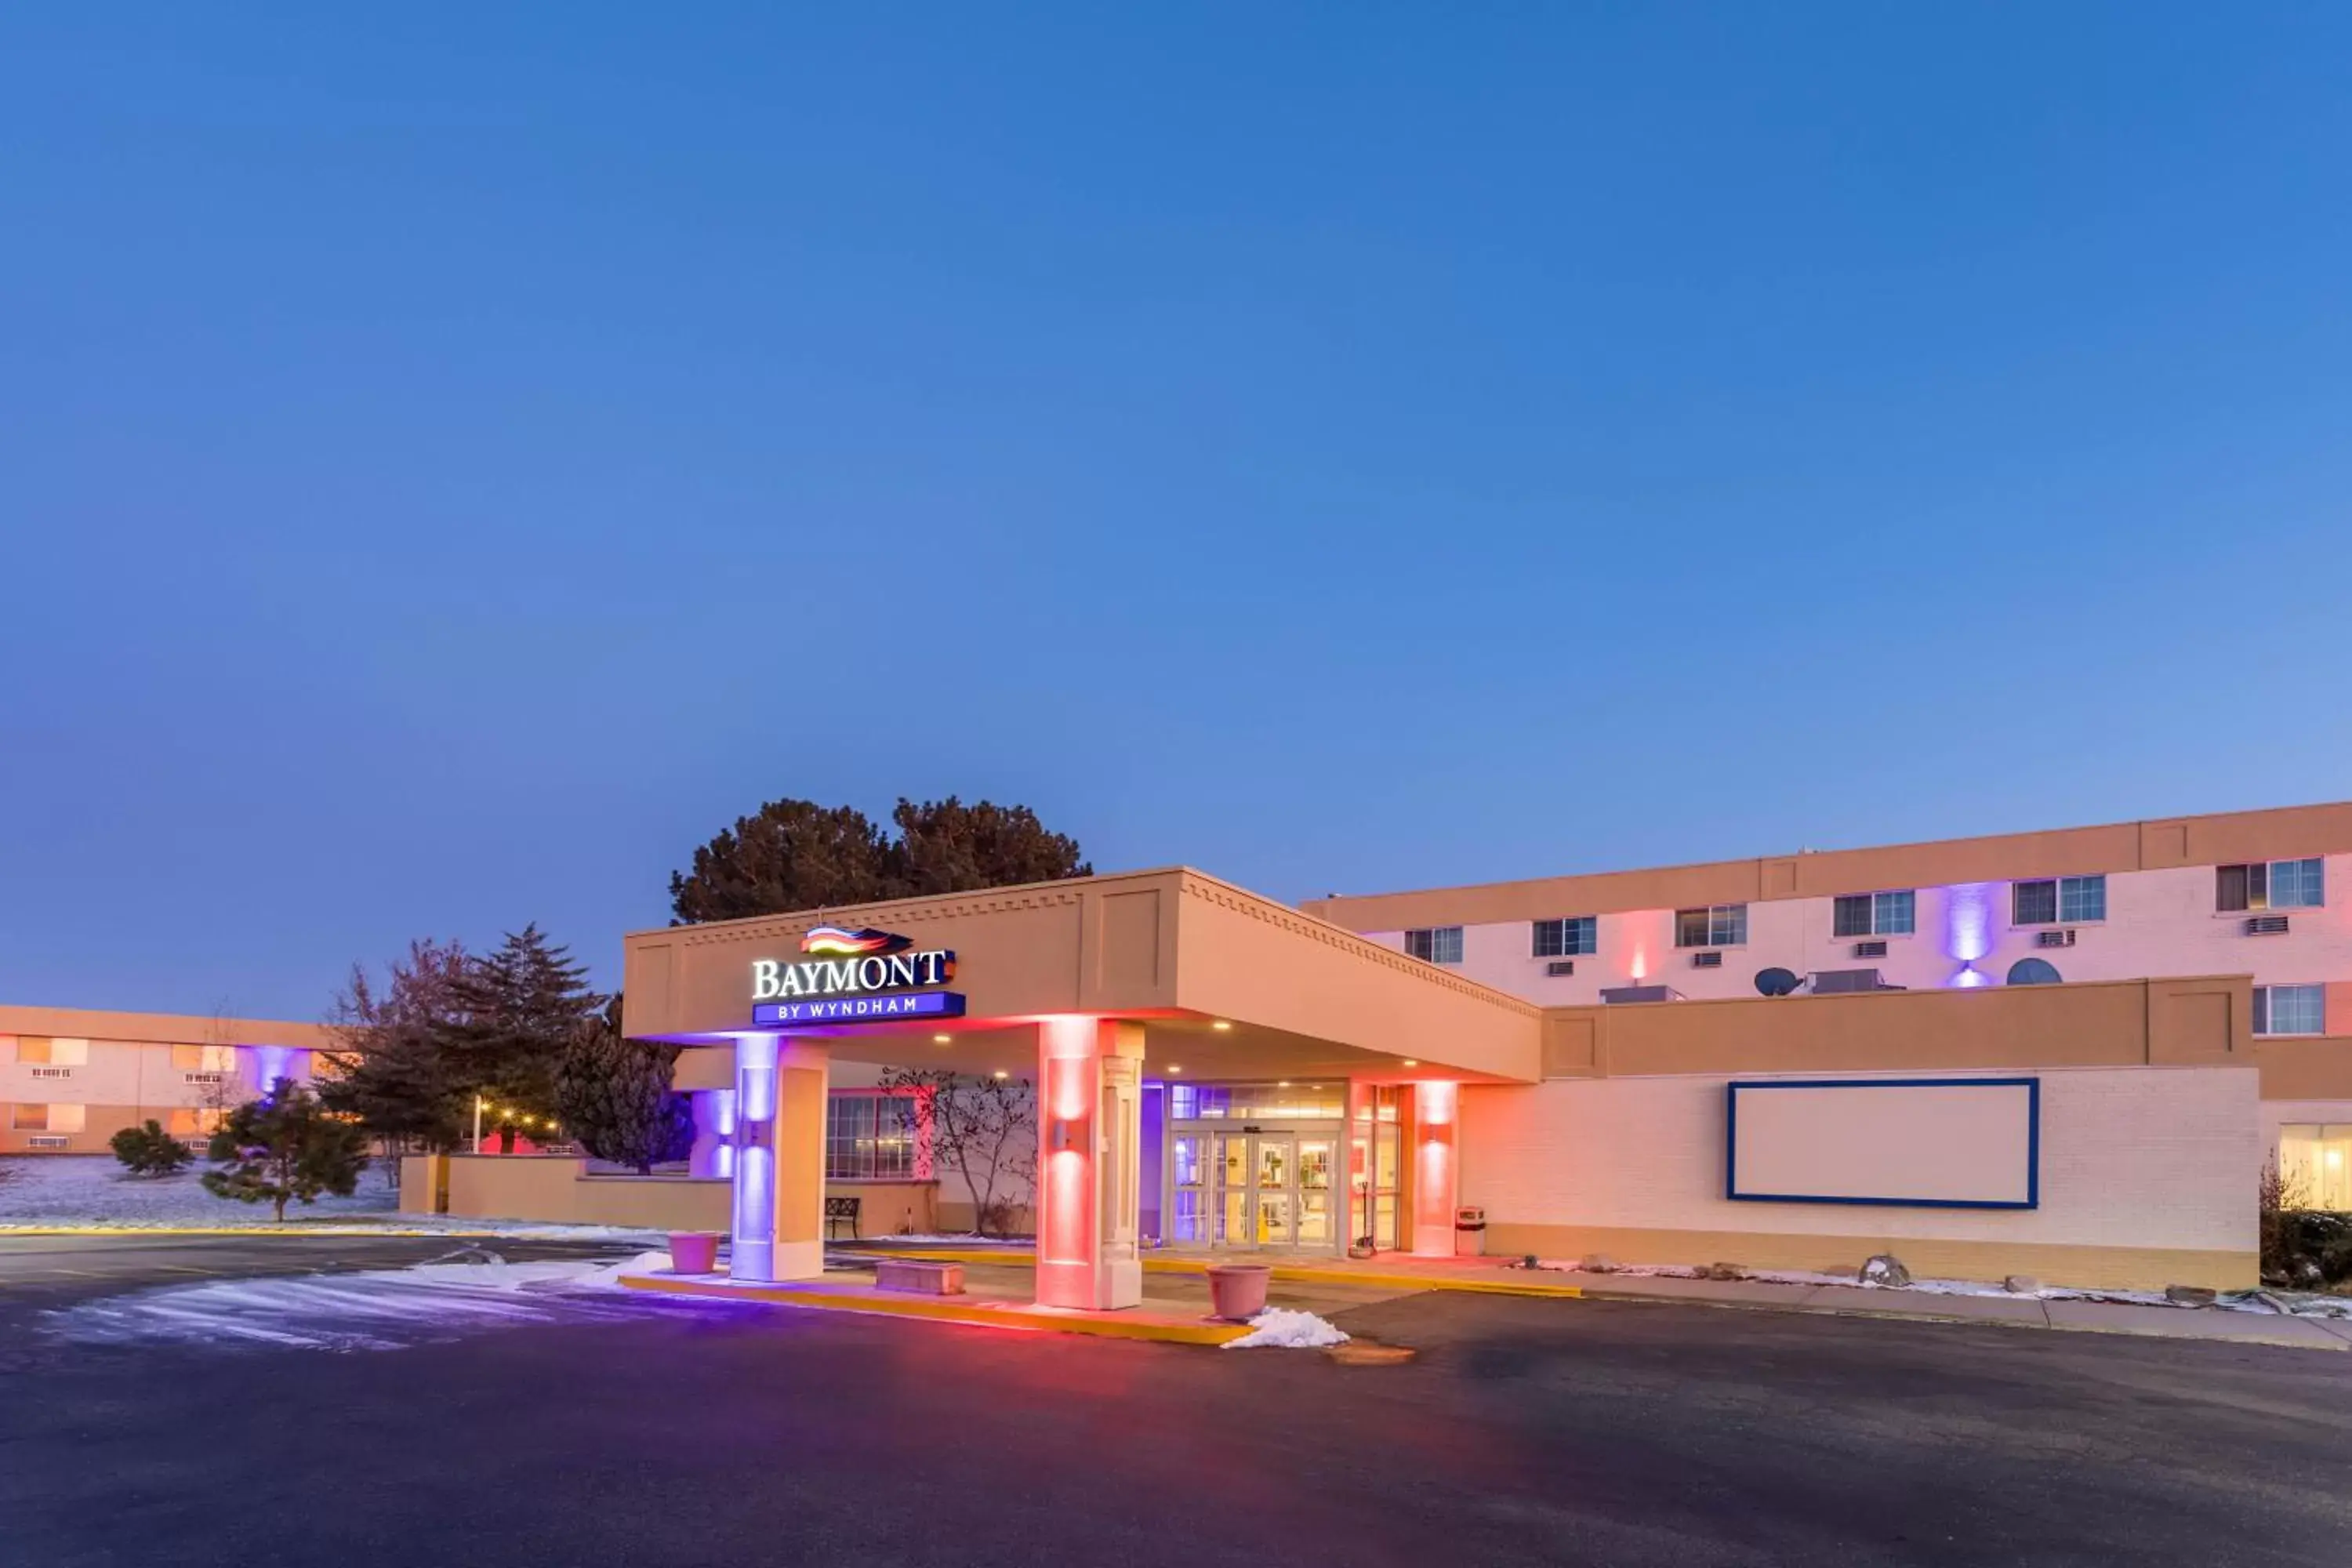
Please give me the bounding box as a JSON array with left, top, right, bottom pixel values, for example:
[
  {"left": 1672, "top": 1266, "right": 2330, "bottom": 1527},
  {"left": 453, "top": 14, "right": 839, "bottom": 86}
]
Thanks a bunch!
[
  {"left": 203, "top": 1079, "right": 372, "bottom": 1221},
  {"left": 884, "top": 797, "right": 1091, "bottom": 896},
  {"left": 668, "top": 800, "right": 894, "bottom": 924},
  {"left": 556, "top": 996, "right": 695, "bottom": 1174},
  {"left": 669, "top": 795, "right": 1090, "bottom": 923},
  {"left": 446, "top": 925, "right": 605, "bottom": 1152},
  {"left": 319, "top": 938, "right": 475, "bottom": 1154},
  {"left": 109, "top": 1119, "right": 194, "bottom": 1177}
]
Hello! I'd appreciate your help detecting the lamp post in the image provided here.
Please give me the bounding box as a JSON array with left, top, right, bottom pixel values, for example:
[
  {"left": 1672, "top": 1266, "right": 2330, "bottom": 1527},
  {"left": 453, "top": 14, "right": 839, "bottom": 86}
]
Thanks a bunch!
[{"left": 473, "top": 1094, "right": 485, "bottom": 1155}]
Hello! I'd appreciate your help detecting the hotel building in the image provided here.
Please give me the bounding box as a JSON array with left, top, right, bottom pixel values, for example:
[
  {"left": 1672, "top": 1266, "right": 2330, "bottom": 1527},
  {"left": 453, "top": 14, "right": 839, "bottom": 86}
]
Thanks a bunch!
[
  {"left": 0, "top": 1007, "right": 328, "bottom": 1155},
  {"left": 402, "top": 799, "right": 2352, "bottom": 1298}
]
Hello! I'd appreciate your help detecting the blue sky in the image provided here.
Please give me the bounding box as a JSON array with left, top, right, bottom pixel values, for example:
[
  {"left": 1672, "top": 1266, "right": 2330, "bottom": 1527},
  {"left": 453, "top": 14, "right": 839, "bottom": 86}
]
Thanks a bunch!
[{"left": 2, "top": 5, "right": 2347, "bottom": 1018}]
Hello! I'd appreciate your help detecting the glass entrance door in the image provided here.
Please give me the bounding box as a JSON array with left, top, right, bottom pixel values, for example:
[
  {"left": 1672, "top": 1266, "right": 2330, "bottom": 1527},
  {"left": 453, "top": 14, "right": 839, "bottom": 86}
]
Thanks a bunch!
[{"left": 1170, "top": 1119, "right": 1347, "bottom": 1254}]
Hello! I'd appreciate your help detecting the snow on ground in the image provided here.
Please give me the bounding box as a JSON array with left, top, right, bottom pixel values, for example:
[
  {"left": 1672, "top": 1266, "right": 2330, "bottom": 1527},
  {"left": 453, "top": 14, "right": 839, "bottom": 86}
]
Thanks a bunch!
[
  {"left": 0, "top": 1156, "right": 398, "bottom": 1226},
  {"left": 46, "top": 1248, "right": 697, "bottom": 1352},
  {"left": 1221, "top": 1308, "right": 1349, "bottom": 1350},
  {"left": 0, "top": 1156, "right": 666, "bottom": 1240},
  {"left": 1526, "top": 1257, "right": 2352, "bottom": 1316}
]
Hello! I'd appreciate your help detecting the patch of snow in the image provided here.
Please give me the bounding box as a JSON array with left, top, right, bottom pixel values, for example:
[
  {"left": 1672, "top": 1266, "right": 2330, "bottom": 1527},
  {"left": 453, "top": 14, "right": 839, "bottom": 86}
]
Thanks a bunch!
[
  {"left": 0, "top": 1155, "right": 397, "bottom": 1227},
  {"left": 1534, "top": 1256, "right": 2190, "bottom": 1308},
  {"left": 0, "top": 1155, "right": 672, "bottom": 1241},
  {"left": 45, "top": 1247, "right": 702, "bottom": 1352},
  {"left": 1221, "top": 1308, "right": 1349, "bottom": 1350}
]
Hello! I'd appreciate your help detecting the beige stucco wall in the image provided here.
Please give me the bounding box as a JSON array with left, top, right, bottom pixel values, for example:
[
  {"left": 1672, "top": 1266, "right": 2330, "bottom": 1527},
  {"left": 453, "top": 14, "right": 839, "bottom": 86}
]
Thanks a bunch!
[
  {"left": 1460, "top": 1065, "right": 2260, "bottom": 1290},
  {"left": 405, "top": 1155, "right": 951, "bottom": 1236}
]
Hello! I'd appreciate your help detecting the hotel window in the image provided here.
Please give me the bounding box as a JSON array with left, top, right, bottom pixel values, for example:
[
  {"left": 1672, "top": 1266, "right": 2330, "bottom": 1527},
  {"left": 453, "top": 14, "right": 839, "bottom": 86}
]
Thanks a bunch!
[
  {"left": 13, "top": 1037, "right": 89, "bottom": 1067},
  {"left": 823, "top": 1093, "right": 915, "bottom": 1181},
  {"left": 1831, "top": 890, "right": 1915, "bottom": 938},
  {"left": 171, "top": 1044, "right": 239, "bottom": 1073},
  {"left": 2217, "top": 858, "right": 2325, "bottom": 913},
  {"left": 1675, "top": 905, "right": 1747, "bottom": 948},
  {"left": 1531, "top": 916, "right": 1597, "bottom": 958},
  {"left": 2013, "top": 875, "right": 2104, "bottom": 925},
  {"left": 2254, "top": 985, "right": 2326, "bottom": 1038},
  {"left": 11, "top": 1103, "right": 86, "bottom": 1132},
  {"left": 2280, "top": 1125, "right": 2352, "bottom": 1210},
  {"left": 1405, "top": 927, "right": 1463, "bottom": 965}
]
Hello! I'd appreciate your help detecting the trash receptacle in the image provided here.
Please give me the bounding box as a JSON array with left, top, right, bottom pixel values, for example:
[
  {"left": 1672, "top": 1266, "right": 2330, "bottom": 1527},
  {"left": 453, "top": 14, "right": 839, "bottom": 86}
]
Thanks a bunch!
[{"left": 1454, "top": 1205, "right": 1486, "bottom": 1258}]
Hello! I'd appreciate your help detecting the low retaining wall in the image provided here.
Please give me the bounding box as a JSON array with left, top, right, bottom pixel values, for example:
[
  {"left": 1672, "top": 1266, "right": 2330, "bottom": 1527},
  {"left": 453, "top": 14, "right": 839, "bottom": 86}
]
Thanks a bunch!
[{"left": 401, "top": 1155, "right": 944, "bottom": 1236}]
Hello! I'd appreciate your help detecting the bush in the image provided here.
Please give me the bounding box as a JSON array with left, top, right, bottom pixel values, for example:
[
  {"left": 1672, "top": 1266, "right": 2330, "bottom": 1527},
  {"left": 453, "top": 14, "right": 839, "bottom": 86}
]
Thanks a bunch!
[
  {"left": 110, "top": 1120, "right": 194, "bottom": 1177},
  {"left": 2259, "top": 1162, "right": 2352, "bottom": 1290}
]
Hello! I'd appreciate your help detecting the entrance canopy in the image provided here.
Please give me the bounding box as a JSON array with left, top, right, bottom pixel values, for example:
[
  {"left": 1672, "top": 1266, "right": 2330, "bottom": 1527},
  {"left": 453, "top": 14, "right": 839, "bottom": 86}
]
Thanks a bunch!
[{"left": 622, "top": 866, "right": 1541, "bottom": 1084}]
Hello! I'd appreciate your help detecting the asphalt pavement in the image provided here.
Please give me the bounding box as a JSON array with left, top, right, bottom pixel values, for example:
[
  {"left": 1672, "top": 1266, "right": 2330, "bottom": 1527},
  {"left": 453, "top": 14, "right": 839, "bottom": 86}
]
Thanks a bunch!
[{"left": 3, "top": 1236, "right": 2350, "bottom": 1566}]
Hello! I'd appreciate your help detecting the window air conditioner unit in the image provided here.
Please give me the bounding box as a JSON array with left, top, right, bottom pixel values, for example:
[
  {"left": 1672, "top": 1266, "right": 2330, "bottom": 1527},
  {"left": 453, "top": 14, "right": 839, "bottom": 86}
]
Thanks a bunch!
[
  {"left": 1544, "top": 960, "right": 1576, "bottom": 977},
  {"left": 27, "top": 1135, "right": 69, "bottom": 1149},
  {"left": 28, "top": 1066, "right": 74, "bottom": 1080},
  {"left": 183, "top": 1071, "right": 226, "bottom": 1085},
  {"left": 1852, "top": 940, "right": 1888, "bottom": 959},
  {"left": 1690, "top": 951, "right": 1723, "bottom": 969},
  {"left": 2245, "top": 915, "right": 2292, "bottom": 936},
  {"left": 2035, "top": 929, "right": 2076, "bottom": 949}
]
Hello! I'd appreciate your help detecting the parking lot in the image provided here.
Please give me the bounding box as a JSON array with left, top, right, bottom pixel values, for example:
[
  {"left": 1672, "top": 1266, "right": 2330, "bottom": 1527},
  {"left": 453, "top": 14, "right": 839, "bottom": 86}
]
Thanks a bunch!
[{"left": 5, "top": 1236, "right": 2352, "bottom": 1565}]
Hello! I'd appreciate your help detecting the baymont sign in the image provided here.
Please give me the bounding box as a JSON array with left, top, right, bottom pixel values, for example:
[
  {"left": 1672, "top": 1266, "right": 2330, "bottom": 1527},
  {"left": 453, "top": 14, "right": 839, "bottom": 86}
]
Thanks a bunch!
[{"left": 750, "top": 925, "right": 957, "bottom": 1004}]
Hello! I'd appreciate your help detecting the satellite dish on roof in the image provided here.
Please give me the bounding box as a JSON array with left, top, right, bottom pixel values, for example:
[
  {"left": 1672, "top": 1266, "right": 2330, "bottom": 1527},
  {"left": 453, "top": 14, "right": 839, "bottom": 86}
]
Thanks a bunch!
[
  {"left": 2006, "top": 957, "right": 2063, "bottom": 986},
  {"left": 1755, "top": 967, "right": 1801, "bottom": 997}
]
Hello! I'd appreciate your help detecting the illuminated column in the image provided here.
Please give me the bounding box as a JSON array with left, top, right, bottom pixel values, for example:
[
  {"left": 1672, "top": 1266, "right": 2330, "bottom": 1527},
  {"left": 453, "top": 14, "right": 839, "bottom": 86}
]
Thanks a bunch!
[
  {"left": 1034, "top": 1017, "right": 1145, "bottom": 1311},
  {"left": 1410, "top": 1080, "right": 1460, "bottom": 1259},
  {"left": 729, "top": 1035, "right": 829, "bottom": 1283},
  {"left": 688, "top": 1088, "right": 735, "bottom": 1180}
]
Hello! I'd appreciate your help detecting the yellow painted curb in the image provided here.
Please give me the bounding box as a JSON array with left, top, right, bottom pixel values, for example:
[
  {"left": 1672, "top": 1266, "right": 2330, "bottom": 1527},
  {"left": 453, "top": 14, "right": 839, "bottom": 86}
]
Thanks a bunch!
[
  {"left": 0, "top": 1226, "right": 539, "bottom": 1240},
  {"left": 844, "top": 1247, "right": 1584, "bottom": 1299},
  {"left": 620, "top": 1273, "right": 1250, "bottom": 1345}
]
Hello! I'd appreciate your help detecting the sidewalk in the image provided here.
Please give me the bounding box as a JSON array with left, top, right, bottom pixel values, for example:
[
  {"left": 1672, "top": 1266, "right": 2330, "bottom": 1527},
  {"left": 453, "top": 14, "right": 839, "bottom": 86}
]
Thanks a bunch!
[{"left": 845, "top": 1243, "right": 2352, "bottom": 1352}]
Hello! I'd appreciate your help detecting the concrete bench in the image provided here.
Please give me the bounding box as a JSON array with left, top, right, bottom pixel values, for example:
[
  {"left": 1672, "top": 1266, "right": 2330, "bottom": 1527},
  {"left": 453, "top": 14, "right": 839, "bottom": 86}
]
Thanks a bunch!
[{"left": 874, "top": 1258, "right": 965, "bottom": 1296}]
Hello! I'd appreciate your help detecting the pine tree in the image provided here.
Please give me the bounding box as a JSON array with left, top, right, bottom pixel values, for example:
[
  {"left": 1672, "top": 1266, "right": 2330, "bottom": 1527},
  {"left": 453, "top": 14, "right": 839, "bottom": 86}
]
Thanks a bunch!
[
  {"left": 447, "top": 925, "right": 605, "bottom": 1152},
  {"left": 109, "top": 1119, "right": 194, "bottom": 1177},
  {"left": 202, "top": 1079, "right": 372, "bottom": 1221},
  {"left": 319, "top": 938, "right": 475, "bottom": 1154},
  {"left": 556, "top": 997, "right": 695, "bottom": 1174}
]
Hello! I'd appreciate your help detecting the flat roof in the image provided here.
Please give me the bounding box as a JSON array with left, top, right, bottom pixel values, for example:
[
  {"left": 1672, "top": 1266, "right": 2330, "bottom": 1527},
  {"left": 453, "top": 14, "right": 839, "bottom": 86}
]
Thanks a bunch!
[{"left": 1299, "top": 799, "right": 2352, "bottom": 932}]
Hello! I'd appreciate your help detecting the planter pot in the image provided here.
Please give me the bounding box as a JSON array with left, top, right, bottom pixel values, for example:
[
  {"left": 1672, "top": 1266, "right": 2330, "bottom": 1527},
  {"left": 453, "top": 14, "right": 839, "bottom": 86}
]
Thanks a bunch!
[
  {"left": 1205, "top": 1263, "right": 1272, "bottom": 1322},
  {"left": 668, "top": 1231, "right": 720, "bottom": 1275}
]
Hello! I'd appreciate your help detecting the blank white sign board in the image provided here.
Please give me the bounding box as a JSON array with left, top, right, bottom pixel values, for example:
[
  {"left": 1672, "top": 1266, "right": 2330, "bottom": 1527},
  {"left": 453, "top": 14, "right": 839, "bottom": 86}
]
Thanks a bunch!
[{"left": 1726, "top": 1079, "right": 2038, "bottom": 1208}]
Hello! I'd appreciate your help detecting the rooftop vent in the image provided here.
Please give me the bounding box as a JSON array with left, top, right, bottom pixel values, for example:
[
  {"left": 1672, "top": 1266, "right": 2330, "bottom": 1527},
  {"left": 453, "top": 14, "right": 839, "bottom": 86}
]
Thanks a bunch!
[
  {"left": 1599, "top": 985, "right": 1683, "bottom": 1005},
  {"left": 1810, "top": 968, "right": 1904, "bottom": 994}
]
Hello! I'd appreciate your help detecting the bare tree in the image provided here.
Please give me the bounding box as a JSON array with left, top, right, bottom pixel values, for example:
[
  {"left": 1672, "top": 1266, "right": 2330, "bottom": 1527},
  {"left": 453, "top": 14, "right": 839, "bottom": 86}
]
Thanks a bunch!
[{"left": 876, "top": 1068, "right": 1036, "bottom": 1238}]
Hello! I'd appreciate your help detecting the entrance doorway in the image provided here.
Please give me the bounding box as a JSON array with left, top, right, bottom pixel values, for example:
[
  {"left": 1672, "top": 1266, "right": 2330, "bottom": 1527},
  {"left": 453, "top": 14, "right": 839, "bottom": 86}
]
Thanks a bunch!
[{"left": 1167, "top": 1124, "right": 1339, "bottom": 1251}]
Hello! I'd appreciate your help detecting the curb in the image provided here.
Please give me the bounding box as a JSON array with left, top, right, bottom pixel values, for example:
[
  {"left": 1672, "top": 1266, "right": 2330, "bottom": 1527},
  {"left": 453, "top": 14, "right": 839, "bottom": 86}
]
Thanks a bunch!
[
  {"left": 619, "top": 1273, "right": 1251, "bottom": 1345},
  {"left": 840, "top": 1247, "right": 1585, "bottom": 1300}
]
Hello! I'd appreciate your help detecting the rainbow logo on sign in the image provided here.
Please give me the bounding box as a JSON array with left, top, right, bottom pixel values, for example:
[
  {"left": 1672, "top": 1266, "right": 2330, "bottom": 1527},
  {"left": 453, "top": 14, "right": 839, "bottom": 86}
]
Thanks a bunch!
[{"left": 800, "top": 925, "right": 913, "bottom": 957}]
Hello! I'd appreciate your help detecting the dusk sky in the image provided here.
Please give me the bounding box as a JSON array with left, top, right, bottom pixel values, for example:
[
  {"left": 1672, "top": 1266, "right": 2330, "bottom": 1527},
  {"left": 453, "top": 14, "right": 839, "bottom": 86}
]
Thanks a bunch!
[{"left": 3, "top": 5, "right": 2347, "bottom": 1019}]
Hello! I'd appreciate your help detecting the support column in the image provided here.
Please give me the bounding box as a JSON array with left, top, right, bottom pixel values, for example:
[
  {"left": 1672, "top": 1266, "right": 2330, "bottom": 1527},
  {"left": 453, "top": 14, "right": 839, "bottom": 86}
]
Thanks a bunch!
[
  {"left": 728, "top": 1034, "right": 829, "bottom": 1283},
  {"left": 1034, "top": 1017, "right": 1145, "bottom": 1311},
  {"left": 1410, "top": 1080, "right": 1460, "bottom": 1259}
]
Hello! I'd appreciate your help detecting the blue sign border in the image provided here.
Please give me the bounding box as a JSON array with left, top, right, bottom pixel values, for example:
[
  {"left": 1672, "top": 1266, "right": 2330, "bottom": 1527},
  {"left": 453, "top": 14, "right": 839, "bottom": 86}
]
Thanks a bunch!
[{"left": 1724, "top": 1076, "right": 2040, "bottom": 1210}]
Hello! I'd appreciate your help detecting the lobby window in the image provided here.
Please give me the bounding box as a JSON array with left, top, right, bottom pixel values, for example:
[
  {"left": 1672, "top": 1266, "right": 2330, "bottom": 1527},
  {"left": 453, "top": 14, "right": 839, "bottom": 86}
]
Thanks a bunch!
[
  {"left": 1832, "top": 891, "right": 1915, "bottom": 938},
  {"left": 2013, "top": 875, "right": 2104, "bottom": 925},
  {"left": 2280, "top": 1124, "right": 2352, "bottom": 1210},
  {"left": 11, "top": 1103, "right": 86, "bottom": 1132},
  {"left": 2254, "top": 985, "right": 2326, "bottom": 1038},
  {"left": 2218, "top": 858, "right": 2325, "bottom": 913},
  {"left": 824, "top": 1093, "right": 915, "bottom": 1181},
  {"left": 1675, "top": 905, "right": 1747, "bottom": 948},
  {"left": 1531, "top": 916, "right": 1596, "bottom": 959},
  {"left": 12, "top": 1036, "right": 89, "bottom": 1067},
  {"left": 1405, "top": 927, "right": 1463, "bottom": 965}
]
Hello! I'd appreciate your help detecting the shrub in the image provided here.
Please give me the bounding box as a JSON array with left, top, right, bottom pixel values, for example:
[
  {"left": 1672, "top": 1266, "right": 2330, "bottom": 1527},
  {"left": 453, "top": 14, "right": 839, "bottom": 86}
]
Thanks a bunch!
[{"left": 110, "top": 1120, "right": 194, "bottom": 1177}]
